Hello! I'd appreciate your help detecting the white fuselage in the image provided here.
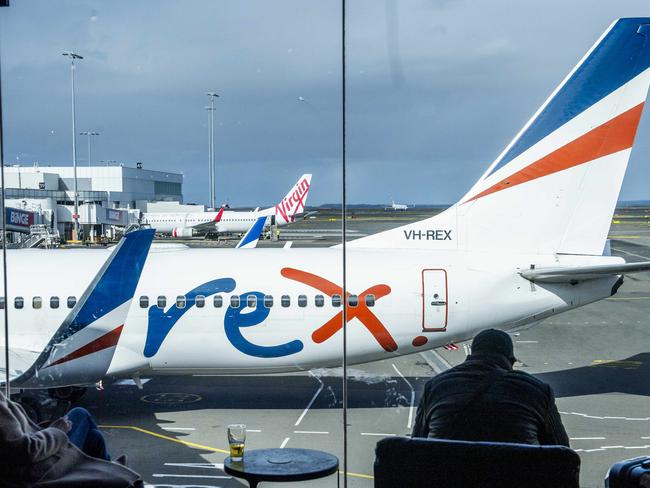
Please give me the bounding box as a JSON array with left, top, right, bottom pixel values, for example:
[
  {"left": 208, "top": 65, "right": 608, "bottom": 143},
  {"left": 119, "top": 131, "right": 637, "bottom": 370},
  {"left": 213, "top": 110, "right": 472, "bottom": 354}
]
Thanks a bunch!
[
  {"left": 3, "top": 247, "right": 621, "bottom": 378},
  {"left": 143, "top": 209, "right": 273, "bottom": 235}
]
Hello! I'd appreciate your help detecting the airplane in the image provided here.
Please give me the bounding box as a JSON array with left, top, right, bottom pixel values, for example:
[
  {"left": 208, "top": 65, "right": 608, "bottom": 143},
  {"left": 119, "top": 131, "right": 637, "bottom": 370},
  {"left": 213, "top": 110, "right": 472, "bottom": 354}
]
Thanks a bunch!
[
  {"left": 4, "top": 18, "right": 650, "bottom": 389},
  {"left": 142, "top": 174, "right": 312, "bottom": 237},
  {"left": 388, "top": 200, "right": 408, "bottom": 211}
]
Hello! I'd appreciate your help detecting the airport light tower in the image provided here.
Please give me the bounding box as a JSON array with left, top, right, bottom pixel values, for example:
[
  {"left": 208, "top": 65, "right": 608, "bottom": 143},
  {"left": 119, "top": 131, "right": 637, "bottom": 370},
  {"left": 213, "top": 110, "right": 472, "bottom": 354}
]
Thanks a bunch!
[
  {"left": 80, "top": 131, "right": 99, "bottom": 167},
  {"left": 206, "top": 92, "right": 219, "bottom": 209},
  {"left": 62, "top": 51, "right": 83, "bottom": 241}
]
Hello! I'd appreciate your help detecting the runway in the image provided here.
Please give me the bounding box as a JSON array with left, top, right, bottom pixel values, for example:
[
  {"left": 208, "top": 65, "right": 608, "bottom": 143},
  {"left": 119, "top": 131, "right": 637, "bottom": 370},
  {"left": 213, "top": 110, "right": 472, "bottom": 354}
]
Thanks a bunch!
[{"left": 60, "top": 207, "right": 650, "bottom": 487}]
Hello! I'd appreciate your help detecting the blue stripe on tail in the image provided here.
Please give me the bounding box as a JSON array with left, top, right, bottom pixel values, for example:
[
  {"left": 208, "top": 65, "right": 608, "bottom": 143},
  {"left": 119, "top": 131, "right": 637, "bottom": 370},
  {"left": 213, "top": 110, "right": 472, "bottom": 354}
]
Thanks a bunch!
[{"left": 488, "top": 18, "right": 650, "bottom": 176}]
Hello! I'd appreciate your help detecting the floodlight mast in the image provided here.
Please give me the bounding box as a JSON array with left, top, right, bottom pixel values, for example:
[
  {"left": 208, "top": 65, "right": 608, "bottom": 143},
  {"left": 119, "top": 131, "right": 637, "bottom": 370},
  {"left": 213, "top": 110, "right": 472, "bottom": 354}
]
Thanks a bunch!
[
  {"left": 80, "top": 131, "right": 100, "bottom": 167},
  {"left": 62, "top": 51, "right": 83, "bottom": 241},
  {"left": 207, "top": 92, "right": 219, "bottom": 209}
]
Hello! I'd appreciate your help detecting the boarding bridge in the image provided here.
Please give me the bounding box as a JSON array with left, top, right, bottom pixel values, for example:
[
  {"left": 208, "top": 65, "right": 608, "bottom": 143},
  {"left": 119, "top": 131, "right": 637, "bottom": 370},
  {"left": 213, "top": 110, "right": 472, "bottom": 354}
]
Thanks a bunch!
[{"left": 6, "top": 225, "right": 60, "bottom": 249}]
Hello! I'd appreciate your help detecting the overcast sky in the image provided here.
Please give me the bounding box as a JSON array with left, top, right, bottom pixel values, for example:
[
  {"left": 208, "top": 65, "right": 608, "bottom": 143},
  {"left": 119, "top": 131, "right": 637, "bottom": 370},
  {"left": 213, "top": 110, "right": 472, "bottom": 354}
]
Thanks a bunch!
[{"left": 2, "top": 0, "right": 650, "bottom": 206}]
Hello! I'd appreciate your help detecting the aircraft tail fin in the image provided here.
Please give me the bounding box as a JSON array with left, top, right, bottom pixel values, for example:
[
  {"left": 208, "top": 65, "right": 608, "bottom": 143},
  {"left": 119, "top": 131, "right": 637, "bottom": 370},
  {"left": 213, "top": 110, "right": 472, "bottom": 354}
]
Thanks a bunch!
[
  {"left": 274, "top": 174, "right": 312, "bottom": 225},
  {"left": 236, "top": 216, "right": 267, "bottom": 249},
  {"left": 349, "top": 18, "right": 650, "bottom": 255},
  {"left": 13, "top": 229, "right": 155, "bottom": 388}
]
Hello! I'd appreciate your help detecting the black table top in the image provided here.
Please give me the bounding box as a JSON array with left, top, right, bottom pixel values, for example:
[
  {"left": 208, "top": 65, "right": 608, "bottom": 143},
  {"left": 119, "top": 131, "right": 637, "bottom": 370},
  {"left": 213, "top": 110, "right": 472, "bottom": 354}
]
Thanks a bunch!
[{"left": 224, "top": 448, "right": 339, "bottom": 483}]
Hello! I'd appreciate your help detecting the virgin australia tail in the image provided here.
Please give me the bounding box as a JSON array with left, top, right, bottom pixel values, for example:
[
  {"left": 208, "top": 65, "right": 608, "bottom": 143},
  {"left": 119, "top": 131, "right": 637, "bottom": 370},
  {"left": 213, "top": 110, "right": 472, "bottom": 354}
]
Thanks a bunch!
[
  {"left": 350, "top": 19, "right": 650, "bottom": 255},
  {"left": 12, "top": 229, "right": 155, "bottom": 388}
]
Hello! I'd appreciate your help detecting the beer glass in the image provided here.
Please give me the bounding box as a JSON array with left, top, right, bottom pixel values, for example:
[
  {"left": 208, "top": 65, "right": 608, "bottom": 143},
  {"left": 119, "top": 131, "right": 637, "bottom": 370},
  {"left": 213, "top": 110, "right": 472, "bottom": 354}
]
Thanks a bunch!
[{"left": 227, "top": 424, "right": 246, "bottom": 461}]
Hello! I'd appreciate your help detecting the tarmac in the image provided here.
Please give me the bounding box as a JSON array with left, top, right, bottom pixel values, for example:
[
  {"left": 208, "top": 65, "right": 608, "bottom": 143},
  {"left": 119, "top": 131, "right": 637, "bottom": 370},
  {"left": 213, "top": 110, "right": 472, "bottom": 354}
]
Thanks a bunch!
[{"left": 43, "top": 207, "right": 650, "bottom": 487}]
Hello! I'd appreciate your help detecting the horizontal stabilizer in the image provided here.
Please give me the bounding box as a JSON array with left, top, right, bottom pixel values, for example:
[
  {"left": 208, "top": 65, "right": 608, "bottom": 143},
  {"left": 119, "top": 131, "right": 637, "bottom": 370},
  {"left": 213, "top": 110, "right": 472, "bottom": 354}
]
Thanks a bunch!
[{"left": 520, "top": 261, "right": 650, "bottom": 283}]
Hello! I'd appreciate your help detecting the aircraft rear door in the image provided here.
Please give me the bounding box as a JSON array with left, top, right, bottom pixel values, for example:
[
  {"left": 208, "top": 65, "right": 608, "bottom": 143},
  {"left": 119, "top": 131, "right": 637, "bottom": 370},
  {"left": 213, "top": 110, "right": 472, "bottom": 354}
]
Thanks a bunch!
[{"left": 422, "top": 269, "right": 448, "bottom": 331}]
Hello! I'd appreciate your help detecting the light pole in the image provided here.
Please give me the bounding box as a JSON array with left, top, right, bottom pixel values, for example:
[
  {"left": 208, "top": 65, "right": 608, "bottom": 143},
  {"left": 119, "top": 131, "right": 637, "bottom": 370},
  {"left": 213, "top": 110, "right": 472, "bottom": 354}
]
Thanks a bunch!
[
  {"left": 80, "top": 131, "right": 99, "bottom": 167},
  {"left": 206, "top": 92, "right": 219, "bottom": 209},
  {"left": 62, "top": 51, "right": 83, "bottom": 241}
]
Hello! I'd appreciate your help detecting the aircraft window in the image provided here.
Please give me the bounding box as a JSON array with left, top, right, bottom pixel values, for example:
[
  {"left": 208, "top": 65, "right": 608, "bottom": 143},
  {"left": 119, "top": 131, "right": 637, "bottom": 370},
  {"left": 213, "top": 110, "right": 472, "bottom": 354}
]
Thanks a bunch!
[
  {"left": 247, "top": 295, "right": 257, "bottom": 308},
  {"left": 298, "top": 295, "right": 307, "bottom": 307},
  {"left": 348, "top": 294, "right": 358, "bottom": 307},
  {"left": 139, "top": 296, "right": 149, "bottom": 308},
  {"left": 332, "top": 294, "right": 341, "bottom": 307},
  {"left": 365, "top": 294, "right": 375, "bottom": 307},
  {"left": 315, "top": 295, "right": 324, "bottom": 307},
  {"left": 195, "top": 295, "right": 205, "bottom": 308},
  {"left": 281, "top": 295, "right": 290, "bottom": 307},
  {"left": 214, "top": 295, "right": 223, "bottom": 308},
  {"left": 264, "top": 295, "right": 273, "bottom": 308},
  {"left": 14, "top": 297, "right": 24, "bottom": 309},
  {"left": 0, "top": 297, "right": 4, "bottom": 309},
  {"left": 176, "top": 296, "right": 186, "bottom": 309},
  {"left": 67, "top": 296, "right": 76, "bottom": 308},
  {"left": 50, "top": 297, "right": 59, "bottom": 309},
  {"left": 157, "top": 296, "right": 167, "bottom": 309},
  {"left": 32, "top": 297, "right": 42, "bottom": 309},
  {"left": 231, "top": 295, "right": 240, "bottom": 308}
]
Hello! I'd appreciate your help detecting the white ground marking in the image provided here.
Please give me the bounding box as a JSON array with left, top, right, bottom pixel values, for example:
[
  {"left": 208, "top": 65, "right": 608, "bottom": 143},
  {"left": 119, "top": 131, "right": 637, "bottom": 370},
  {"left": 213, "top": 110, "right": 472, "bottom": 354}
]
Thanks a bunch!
[
  {"left": 419, "top": 350, "right": 452, "bottom": 374},
  {"left": 392, "top": 363, "right": 415, "bottom": 429},
  {"left": 164, "top": 463, "right": 224, "bottom": 470},
  {"left": 569, "top": 437, "right": 606, "bottom": 440},
  {"left": 294, "top": 430, "right": 329, "bottom": 434},
  {"left": 462, "top": 344, "right": 470, "bottom": 357},
  {"left": 361, "top": 433, "right": 396, "bottom": 436},
  {"left": 247, "top": 429, "right": 262, "bottom": 433},
  {"left": 152, "top": 474, "right": 231, "bottom": 479},
  {"left": 145, "top": 485, "right": 221, "bottom": 488},
  {"left": 161, "top": 427, "right": 196, "bottom": 431},
  {"left": 560, "top": 411, "right": 650, "bottom": 421},
  {"left": 280, "top": 437, "right": 290, "bottom": 448},
  {"left": 515, "top": 340, "right": 539, "bottom": 344},
  {"left": 294, "top": 370, "right": 324, "bottom": 426}
]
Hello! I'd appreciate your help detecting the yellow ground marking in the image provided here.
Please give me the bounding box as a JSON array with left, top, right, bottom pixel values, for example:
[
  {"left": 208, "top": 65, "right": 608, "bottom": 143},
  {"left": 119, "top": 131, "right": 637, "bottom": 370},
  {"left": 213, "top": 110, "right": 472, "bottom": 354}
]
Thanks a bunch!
[
  {"left": 99, "top": 425, "right": 375, "bottom": 480},
  {"left": 607, "top": 296, "right": 650, "bottom": 300},
  {"left": 607, "top": 235, "right": 641, "bottom": 239},
  {"left": 99, "top": 425, "right": 230, "bottom": 454},
  {"left": 590, "top": 360, "right": 642, "bottom": 370}
]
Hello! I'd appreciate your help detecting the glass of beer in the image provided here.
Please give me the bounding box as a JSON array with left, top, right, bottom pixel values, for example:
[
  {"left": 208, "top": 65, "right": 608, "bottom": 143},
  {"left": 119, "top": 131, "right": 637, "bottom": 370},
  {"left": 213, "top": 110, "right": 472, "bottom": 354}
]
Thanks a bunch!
[{"left": 227, "top": 424, "right": 246, "bottom": 461}]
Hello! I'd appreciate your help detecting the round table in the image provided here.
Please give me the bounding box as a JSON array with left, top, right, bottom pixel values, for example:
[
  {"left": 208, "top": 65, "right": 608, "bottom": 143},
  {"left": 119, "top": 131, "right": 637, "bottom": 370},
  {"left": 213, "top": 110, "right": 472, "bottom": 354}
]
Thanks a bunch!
[{"left": 224, "top": 448, "right": 339, "bottom": 487}]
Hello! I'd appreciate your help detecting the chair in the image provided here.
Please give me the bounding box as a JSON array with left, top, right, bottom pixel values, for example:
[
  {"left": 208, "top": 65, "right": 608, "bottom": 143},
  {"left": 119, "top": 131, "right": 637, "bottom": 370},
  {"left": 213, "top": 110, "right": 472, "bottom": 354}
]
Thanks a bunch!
[{"left": 374, "top": 437, "right": 580, "bottom": 488}]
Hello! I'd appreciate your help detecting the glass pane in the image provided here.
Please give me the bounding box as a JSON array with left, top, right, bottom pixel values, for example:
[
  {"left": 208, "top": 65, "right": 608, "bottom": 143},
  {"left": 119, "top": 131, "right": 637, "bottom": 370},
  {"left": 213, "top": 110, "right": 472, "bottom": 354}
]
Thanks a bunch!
[
  {"left": 213, "top": 295, "right": 223, "bottom": 308},
  {"left": 315, "top": 294, "right": 324, "bottom": 307},
  {"left": 139, "top": 296, "right": 149, "bottom": 308},
  {"left": 66, "top": 296, "right": 76, "bottom": 309},
  {"left": 157, "top": 296, "right": 166, "bottom": 309},
  {"left": 176, "top": 295, "right": 186, "bottom": 309},
  {"left": 230, "top": 295, "right": 240, "bottom": 308},
  {"left": 281, "top": 295, "right": 291, "bottom": 307},
  {"left": 32, "top": 297, "right": 42, "bottom": 309},
  {"left": 14, "top": 297, "right": 23, "bottom": 309},
  {"left": 247, "top": 295, "right": 256, "bottom": 308},
  {"left": 298, "top": 294, "right": 307, "bottom": 307},
  {"left": 264, "top": 295, "right": 273, "bottom": 308},
  {"left": 50, "top": 297, "right": 59, "bottom": 309},
  {"left": 195, "top": 295, "right": 205, "bottom": 308}
]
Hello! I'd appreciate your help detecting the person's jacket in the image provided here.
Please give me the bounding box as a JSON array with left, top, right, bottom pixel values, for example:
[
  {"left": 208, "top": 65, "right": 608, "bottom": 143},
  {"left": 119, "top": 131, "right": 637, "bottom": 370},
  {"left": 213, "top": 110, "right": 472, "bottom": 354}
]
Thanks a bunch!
[
  {"left": 0, "top": 391, "right": 142, "bottom": 487},
  {"left": 412, "top": 353, "right": 569, "bottom": 446}
]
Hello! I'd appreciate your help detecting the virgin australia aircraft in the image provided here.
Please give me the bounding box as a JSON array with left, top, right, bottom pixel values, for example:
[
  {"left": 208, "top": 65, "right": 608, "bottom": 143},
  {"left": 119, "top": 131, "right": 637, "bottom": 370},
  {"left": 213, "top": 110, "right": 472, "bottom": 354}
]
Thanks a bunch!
[
  {"left": 7, "top": 18, "right": 650, "bottom": 389},
  {"left": 142, "top": 174, "right": 312, "bottom": 237}
]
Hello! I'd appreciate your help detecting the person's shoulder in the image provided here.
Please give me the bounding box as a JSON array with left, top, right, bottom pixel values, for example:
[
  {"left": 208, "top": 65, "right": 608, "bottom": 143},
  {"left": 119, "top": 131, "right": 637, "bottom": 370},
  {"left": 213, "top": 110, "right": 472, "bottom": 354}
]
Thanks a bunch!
[{"left": 506, "top": 369, "right": 552, "bottom": 393}]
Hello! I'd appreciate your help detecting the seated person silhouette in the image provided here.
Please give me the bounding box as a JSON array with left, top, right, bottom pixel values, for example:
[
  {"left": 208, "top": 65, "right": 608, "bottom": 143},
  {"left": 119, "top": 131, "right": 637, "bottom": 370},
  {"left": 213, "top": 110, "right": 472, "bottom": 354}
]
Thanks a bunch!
[
  {"left": 412, "top": 328, "right": 569, "bottom": 445},
  {"left": 0, "top": 389, "right": 142, "bottom": 487}
]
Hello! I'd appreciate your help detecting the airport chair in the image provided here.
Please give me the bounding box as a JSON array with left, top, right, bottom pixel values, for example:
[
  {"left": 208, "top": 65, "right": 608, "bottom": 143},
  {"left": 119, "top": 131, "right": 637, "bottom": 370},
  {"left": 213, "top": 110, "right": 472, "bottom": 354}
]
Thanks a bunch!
[{"left": 374, "top": 437, "right": 580, "bottom": 488}]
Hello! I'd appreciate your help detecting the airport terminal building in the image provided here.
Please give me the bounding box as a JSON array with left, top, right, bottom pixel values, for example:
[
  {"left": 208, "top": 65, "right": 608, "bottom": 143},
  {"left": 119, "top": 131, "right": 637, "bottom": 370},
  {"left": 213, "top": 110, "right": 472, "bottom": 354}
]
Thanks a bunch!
[{"left": 3, "top": 164, "right": 183, "bottom": 242}]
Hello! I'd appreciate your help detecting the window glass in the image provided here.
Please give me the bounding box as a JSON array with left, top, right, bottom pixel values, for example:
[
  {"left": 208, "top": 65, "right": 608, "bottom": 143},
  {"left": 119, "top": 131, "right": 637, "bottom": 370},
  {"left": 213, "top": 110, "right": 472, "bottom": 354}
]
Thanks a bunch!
[
  {"left": 157, "top": 296, "right": 166, "bottom": 309},
  {"left": 14, "top": 297, "right": 23, "bottom": 309},
  {"left": 32, "top": 297, "right": 42, "bottom": 309},
  {"left": 365, "top": 294, "right": 375, "bottom": 307},
  {"left": 50, "top": 297, "right": 59, "bottom": 309},
  {"left": 281, "top": 295, "right": 290, "bottom": 307},
  {"left": 315, "top": 294, "right": 324, "bottom": 307},
  {"left": 139, "top": 296, "right": 149, "bottom": 308},
  {"left": 176, "top": 295, "right": 186, "bottom": 309},
  {"left": 230, "top": 295, "right": 240, "bottom": 308},
  {"left": 195, "top": 295, "right": 205, "bottom": 308},
  {"left": 348, "top": 294, "right": 358, "bottom": 307},
  {"left": 247, "top": 295, "right": 256, "bottom": 308},
  {"left": 298, "top": 294, "right": 307, "bottom": 307},
  {"left": 214, "top": 295, "right": 223, "bottom": 308},
  {"left": 0, "top": 297, "right": 4, "bottom": 309},
  {"left": 332, "top": 294, "right": 341, "bottom": 307},
  {"left": 67, "top": 296, "right": 76, "bottom": 309},
  {"left": 264, "top": 295, "right": 273, "bottom": 308}
]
